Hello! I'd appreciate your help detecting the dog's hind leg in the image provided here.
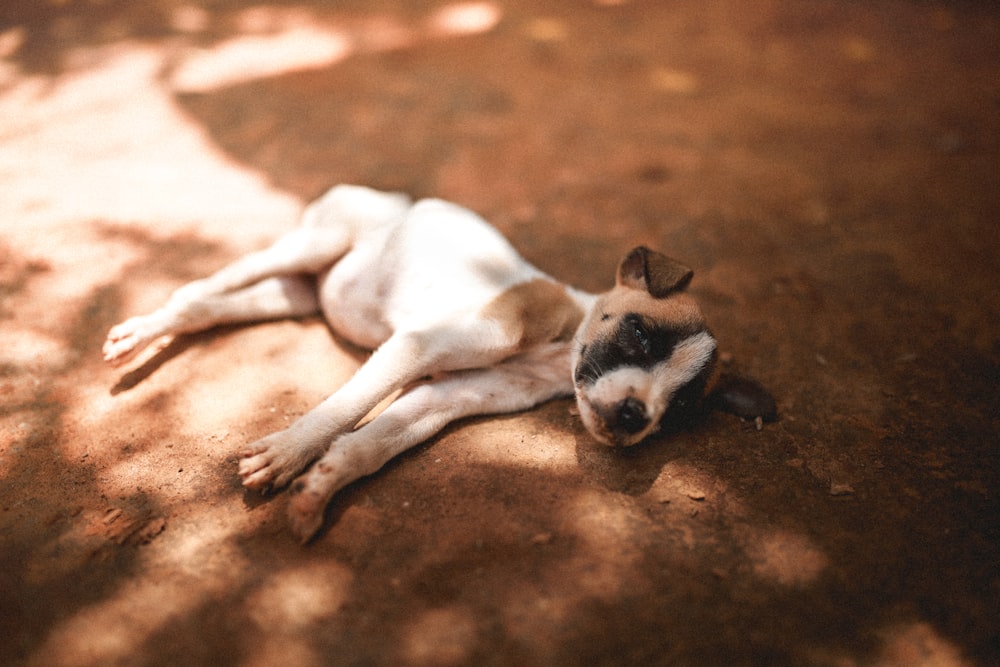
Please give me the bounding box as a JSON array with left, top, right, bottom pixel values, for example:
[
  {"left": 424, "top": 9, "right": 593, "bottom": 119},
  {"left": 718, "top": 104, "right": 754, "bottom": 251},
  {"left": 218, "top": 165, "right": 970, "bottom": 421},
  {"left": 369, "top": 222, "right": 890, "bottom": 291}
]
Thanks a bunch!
[
  {"left": 104, "top": 219, "right": 354, "bottom": 367},
  {"left": 104, "top": 186, "right": 411, "bottom": 366},
  {"left": 283, "top": 344, "right": 573, "bottom": 542},
  {"left": 103, "top": 275, "right": 319, "bottom": 366},
  {"left": 166, "top": 225, "right": 353, "bottom": 305}
]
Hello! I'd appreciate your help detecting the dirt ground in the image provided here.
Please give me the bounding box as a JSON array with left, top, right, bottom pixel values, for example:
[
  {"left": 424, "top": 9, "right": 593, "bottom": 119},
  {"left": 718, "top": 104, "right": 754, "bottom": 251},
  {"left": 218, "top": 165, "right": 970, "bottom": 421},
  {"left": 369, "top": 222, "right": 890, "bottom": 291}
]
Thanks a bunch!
[{"left": 1, "top": 1, "right": 997, "bottom": 665}]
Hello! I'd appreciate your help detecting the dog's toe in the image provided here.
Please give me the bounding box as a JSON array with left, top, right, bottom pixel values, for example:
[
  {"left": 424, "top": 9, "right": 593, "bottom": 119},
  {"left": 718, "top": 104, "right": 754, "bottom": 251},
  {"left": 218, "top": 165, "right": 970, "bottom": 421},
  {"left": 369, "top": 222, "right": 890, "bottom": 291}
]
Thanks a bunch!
[
  {"left": 237, "top": 462, "right": 266, "bottom": 488},
  {"left": 237, "top": 452, "right": 266, "bottom": 476},
  {"left": 239, "top": 460, "right": 282, "bottom": 493}
]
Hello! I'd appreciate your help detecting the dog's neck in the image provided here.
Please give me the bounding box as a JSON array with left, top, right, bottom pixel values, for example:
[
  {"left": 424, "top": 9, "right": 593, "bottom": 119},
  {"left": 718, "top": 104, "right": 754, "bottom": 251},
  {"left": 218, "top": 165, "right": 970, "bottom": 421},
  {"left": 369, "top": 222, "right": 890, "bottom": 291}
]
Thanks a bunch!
[{"left": 564, "top": 286, "right": 601, "bottom": 362}]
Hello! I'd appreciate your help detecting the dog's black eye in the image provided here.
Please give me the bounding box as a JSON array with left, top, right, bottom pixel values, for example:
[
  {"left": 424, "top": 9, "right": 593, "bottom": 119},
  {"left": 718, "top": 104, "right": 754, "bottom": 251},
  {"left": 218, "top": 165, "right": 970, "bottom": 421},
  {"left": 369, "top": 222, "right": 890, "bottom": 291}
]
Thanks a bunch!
[
  {"left": 620, "top": 314, "right": 651, "bottom": 358},
  {"left": 632, "top": 320, "right": 650, "bottom": 354}
]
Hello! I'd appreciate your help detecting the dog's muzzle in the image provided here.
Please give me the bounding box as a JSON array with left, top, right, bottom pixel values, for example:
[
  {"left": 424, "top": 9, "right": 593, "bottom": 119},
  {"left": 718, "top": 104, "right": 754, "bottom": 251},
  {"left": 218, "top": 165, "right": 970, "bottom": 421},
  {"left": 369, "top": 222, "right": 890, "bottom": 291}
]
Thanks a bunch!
[
  {"left": 595, "top": 396, "right": 649, "bottom": 440},
  {"left": 576, "top": 392, "right": 653, "bottom": 447}
]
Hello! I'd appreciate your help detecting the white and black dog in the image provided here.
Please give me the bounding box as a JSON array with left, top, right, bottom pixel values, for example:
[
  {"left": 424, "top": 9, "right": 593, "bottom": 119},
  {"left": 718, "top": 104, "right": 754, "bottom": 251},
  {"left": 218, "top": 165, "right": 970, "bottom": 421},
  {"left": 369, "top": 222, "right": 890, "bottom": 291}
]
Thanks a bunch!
[{"left": 104, "top": 185, "right": 774, "bottom": 542}]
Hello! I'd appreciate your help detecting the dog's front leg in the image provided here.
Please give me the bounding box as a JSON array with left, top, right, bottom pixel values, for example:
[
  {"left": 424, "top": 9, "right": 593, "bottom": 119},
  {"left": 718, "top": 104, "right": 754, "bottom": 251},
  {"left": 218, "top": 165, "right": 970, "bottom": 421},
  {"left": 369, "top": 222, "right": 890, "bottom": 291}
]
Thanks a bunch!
[
  {"left": 239, "top": 319, "right": 537, "bottom": 494},
  {"left": 284, "top": 344, "right": 573, "bottom": 542},
  {"left": 238, "top": 328, "right": 478, "bottom": 492}
]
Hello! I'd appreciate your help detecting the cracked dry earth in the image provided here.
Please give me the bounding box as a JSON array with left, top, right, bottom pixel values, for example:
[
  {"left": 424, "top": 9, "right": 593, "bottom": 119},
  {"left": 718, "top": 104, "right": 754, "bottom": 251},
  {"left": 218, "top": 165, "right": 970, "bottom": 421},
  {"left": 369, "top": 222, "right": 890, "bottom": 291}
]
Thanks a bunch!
[{"left": 1, "top": 1, "right": 997, "bottom": 666}]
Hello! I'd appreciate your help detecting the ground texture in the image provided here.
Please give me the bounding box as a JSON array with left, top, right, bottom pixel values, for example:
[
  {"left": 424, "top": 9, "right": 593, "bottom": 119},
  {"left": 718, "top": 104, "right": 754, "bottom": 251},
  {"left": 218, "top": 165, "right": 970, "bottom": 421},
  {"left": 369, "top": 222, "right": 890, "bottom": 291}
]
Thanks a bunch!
[{"left": 0, "top": 1, "right": 997, "bottom": 666}]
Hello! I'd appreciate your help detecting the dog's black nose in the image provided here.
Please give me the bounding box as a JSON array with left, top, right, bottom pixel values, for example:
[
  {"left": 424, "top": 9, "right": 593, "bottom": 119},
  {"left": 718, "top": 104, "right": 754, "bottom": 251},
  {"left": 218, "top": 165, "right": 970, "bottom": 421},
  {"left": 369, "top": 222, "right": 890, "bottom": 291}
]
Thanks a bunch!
[
  {"left": 615, "top": 397, "right": 649, "bottom": 436},
  {"left": 594, "top": 397, "right": 650, "bottom": 442}
]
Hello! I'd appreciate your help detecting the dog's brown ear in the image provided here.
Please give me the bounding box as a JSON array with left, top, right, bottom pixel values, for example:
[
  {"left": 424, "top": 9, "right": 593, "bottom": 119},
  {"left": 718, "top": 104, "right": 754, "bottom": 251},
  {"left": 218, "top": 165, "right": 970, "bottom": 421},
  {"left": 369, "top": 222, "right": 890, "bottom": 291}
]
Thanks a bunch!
[{"left": 616, "top": 246, "right": 694, "bottom": 298}]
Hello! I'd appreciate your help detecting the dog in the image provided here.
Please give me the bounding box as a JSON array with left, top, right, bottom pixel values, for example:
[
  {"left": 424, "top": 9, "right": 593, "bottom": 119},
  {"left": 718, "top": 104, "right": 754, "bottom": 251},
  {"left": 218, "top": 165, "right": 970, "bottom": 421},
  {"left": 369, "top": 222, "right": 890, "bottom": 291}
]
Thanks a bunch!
[{"left": 104, "top": 185, "right": 774, "bottom": 542}]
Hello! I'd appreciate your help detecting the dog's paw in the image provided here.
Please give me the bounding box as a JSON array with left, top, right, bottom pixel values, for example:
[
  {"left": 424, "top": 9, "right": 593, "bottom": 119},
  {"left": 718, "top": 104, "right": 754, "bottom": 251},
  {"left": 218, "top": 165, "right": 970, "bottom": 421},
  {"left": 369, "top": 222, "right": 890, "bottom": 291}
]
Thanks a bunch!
[
  {"left": 103, "top": 316, "right": 161, "bottom": 366},
  {"left": 238, "top": 432, "right": 321, "bottom": 494},
  {"left": 288, "top": 473, "right": 333, "bottom": 544}
]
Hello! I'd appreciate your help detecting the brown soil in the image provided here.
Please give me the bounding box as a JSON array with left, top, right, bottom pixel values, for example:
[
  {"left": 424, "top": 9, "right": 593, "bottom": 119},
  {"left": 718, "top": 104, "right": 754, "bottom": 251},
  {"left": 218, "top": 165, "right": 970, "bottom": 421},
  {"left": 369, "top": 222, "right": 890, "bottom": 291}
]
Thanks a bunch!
[{"left": 1, "top": 1, "right": 997, "bottom": 666}]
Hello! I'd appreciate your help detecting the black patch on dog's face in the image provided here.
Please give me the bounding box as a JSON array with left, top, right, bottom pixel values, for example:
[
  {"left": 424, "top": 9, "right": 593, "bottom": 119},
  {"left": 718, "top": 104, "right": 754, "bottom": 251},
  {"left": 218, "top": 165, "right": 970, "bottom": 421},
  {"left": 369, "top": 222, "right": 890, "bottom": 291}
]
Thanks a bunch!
[{"left": 574, "top": 313, "right": 706, "bottom": 386}]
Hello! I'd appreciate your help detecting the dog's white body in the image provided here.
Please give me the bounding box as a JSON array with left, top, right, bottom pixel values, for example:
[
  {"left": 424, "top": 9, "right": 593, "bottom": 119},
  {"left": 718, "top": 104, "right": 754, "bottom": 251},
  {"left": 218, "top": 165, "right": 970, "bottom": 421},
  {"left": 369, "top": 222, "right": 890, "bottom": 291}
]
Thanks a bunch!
[{"left": 105, "top": 185, "right": 718, "bottom": 542}]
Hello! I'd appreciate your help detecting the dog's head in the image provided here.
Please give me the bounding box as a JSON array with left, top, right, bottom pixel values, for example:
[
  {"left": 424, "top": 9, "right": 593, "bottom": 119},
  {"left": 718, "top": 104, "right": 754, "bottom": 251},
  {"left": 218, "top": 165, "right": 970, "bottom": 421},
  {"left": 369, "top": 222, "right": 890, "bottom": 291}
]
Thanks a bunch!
[{"left": 572, "top": 246, "right": 718, "bottom": 446}]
